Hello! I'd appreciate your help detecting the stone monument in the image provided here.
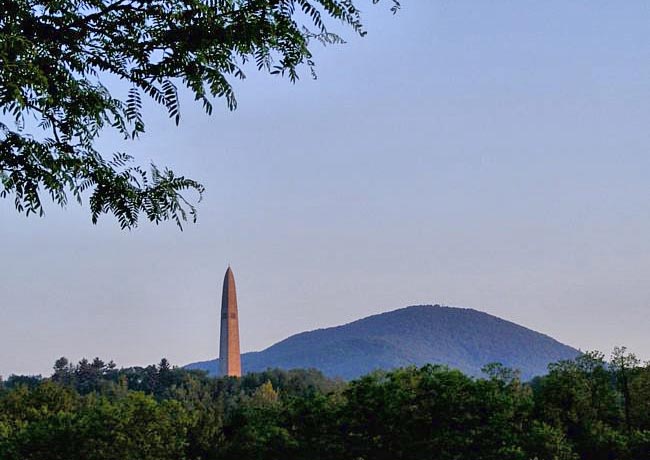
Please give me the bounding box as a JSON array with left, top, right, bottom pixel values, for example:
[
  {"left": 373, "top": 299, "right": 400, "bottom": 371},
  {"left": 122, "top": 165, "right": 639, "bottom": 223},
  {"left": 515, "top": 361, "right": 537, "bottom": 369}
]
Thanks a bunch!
[{"left": 219, "top": 266, "right": 242, "bottom": 377}]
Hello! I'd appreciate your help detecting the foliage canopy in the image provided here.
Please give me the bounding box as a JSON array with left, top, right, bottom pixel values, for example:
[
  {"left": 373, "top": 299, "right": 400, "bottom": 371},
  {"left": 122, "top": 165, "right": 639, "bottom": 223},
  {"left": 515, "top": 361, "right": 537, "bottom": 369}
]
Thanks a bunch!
[{"left": 2, "top": 349, "right": 650, "bottom": 459}]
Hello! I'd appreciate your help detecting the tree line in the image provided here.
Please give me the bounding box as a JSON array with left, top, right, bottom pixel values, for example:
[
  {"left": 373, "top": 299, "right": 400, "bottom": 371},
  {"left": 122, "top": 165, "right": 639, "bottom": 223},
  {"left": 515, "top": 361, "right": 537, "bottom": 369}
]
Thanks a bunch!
[{"left": 1, "top": 348, "right": 649, "bottom": 459}]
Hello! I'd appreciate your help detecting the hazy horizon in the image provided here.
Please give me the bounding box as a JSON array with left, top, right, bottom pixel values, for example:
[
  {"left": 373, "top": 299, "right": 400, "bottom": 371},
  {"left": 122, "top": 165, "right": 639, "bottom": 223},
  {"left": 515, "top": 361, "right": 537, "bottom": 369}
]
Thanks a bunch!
[{"left": 2, "top": 1, "right": 650, "bottom": 377}]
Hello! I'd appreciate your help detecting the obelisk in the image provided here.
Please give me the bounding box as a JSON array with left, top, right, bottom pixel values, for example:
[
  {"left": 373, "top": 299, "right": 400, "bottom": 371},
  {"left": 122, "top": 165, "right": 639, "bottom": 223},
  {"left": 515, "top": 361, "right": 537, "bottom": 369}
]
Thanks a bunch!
[{"left": 219, "top": 266, "right": 242, "bottom": 377}]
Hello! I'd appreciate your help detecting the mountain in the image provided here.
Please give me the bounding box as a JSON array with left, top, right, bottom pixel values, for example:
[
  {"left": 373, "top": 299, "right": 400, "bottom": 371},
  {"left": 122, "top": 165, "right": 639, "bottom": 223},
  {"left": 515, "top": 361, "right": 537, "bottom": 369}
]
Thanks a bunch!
[{"left": 186, "top": 305, "right": 580, "bottom": 380}]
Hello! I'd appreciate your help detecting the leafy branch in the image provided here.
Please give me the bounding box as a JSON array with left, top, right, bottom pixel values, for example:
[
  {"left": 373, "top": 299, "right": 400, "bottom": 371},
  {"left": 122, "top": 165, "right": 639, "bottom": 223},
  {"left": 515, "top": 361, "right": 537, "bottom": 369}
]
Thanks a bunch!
[{"left": 0, "top": 0, "right": 400, "bottom": 228}]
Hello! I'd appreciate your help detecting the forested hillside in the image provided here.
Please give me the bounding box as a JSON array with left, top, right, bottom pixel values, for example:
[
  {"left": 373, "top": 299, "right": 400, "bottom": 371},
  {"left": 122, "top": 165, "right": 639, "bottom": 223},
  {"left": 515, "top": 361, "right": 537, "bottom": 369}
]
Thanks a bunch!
[
  {"left": 2, "top": 348, "right": 650, "bottom": 459},
  {"left": 188, "top": 305, "right": 579, "bottom": 379}
]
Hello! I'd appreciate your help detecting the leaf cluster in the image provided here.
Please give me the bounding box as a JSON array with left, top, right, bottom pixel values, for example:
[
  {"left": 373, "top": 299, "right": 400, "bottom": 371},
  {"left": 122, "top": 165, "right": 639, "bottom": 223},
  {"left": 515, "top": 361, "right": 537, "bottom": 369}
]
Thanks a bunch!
[{"left": 1, "top": 0, "right": 399, "bottom": 227}]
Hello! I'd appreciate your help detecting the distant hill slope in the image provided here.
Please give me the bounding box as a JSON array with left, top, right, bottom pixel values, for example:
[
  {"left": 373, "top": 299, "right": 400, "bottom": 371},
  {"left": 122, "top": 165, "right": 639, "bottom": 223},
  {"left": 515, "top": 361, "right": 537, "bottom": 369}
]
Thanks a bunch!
[{"left": 186, "top": 305, "right": 579, "bottom": 380}]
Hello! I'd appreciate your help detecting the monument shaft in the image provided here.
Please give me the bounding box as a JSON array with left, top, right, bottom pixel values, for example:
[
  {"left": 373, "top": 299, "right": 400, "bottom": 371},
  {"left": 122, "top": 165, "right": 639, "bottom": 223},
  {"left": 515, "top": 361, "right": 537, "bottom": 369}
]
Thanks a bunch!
[{"left": 219, "top": 267, "right": 241, "bottom": 377}]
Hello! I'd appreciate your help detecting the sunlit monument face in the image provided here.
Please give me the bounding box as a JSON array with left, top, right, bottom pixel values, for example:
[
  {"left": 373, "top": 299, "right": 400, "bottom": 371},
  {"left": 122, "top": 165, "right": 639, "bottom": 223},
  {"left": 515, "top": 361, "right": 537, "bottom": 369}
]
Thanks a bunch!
[{"left": 219, "top": 266, "right": 241, "bottom": 377}]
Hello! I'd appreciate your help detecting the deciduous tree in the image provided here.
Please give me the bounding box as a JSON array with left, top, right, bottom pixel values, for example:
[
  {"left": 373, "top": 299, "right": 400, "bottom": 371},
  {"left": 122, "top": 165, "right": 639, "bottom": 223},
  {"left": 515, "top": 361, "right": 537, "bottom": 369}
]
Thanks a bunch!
[{"left": 1, "top": 0, "right": 398, "bottom": 228}]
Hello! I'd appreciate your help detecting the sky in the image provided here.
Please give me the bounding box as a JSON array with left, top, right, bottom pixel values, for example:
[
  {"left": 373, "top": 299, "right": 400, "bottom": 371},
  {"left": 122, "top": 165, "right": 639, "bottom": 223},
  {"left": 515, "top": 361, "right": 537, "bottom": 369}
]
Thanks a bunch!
[{"left": 2, "top": 1, "right": 650, "bottom": 377}]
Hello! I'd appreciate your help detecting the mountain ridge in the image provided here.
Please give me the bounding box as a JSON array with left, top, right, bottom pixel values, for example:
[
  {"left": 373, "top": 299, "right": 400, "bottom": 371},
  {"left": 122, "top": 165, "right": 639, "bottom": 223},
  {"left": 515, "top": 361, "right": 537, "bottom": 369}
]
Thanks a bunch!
[{"left": 186, "top": 304, "right": 580, "bottom": 380}]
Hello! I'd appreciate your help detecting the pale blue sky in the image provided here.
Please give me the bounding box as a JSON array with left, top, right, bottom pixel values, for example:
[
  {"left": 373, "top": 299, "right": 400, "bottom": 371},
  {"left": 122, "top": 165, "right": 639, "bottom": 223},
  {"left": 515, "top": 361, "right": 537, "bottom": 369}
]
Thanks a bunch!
[{"left": 2, "top": 1, "right": 650, "bottom": 377}]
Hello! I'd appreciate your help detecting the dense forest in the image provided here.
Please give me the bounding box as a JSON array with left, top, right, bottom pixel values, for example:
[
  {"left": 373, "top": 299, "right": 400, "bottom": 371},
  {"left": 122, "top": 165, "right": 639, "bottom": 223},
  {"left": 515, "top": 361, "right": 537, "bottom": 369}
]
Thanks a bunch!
[{"left": 1, "top": 349, "right": 649, "bottom": 460}]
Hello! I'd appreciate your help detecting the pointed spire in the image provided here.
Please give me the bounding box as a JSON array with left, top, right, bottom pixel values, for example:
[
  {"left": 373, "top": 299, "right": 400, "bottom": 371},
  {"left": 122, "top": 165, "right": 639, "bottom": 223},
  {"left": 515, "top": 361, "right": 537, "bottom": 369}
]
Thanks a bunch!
[{"left": 219, "top": 266, "right": 241, "bottom": 377}]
